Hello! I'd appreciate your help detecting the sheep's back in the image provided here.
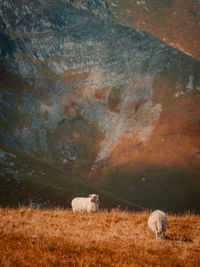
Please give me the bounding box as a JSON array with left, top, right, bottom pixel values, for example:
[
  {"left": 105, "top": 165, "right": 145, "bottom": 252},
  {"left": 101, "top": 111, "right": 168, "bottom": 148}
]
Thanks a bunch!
[
  {"left": 148, "top": 210, "right": 168, "bottom": 232},
  {"left": 71, "top": 197, "right": 89, "bottom": 211}
]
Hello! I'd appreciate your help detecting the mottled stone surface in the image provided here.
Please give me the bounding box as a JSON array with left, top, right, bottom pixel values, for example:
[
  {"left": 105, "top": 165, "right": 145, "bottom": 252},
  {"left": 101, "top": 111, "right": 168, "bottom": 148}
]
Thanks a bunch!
[
  {"left": 0, "top": 0, "right": 180, "bottom": 160},
  {"left": 0, "top": 0, "right": 200, "bottom": 211}
]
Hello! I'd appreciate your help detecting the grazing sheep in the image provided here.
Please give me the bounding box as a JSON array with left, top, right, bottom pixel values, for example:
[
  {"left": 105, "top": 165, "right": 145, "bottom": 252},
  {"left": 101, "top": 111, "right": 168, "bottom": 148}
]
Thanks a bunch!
[
  {"left": 71, "top": 194, "right": 99, "bottom": 213},
  {"left": 148, "top": 210, "right": 168, "bottom": 240}
]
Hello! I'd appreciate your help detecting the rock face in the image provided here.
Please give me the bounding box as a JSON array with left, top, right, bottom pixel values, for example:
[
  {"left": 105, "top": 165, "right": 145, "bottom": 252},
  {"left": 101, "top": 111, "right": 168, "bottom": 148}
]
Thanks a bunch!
[
  {"left": 110, "top": 0, "right": 200, "bottom": 61},
  {"left": 0, "top": 0, "right": 200, "bottom": 211}
]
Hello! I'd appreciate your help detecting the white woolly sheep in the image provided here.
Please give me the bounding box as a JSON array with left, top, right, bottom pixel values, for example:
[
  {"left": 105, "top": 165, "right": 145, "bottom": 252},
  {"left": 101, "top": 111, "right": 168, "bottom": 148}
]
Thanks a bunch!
[
  {"left": 148, "top": 210, "right": 168, "bottom": 240},
  {"left": 71, "top": 194, "right": 99, "bottom": 213}
]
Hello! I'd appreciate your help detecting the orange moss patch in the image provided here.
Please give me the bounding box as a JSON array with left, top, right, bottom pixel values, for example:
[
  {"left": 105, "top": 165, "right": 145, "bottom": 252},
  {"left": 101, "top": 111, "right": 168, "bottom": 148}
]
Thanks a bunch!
[
  {"left": 0, "top": 66, "right": 34, "bottom": 96},
  {"left": 0, "top": 208, "right": 200, "bottom": 266},
  {"left": 94, "top": 86, "right": 111, "bottom": 100},
  {"left": 61, "top": 70, "right": 89, "bottom": 83}
]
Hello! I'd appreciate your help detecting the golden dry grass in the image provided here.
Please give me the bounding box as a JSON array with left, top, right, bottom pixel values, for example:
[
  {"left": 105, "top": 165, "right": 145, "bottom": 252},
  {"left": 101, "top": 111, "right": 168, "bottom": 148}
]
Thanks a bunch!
[{"left": 0, "top": 208, "right": 200, "bottom": 267}]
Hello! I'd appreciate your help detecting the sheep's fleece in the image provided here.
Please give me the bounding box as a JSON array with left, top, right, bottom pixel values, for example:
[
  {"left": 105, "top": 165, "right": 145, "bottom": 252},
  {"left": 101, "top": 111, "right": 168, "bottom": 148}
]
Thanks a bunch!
[
  {"left": 71, "top": 194, "right": 99, "bottom": 213},
  {"left": 148, "top": 210, "right": 168, "bottom": 240}
]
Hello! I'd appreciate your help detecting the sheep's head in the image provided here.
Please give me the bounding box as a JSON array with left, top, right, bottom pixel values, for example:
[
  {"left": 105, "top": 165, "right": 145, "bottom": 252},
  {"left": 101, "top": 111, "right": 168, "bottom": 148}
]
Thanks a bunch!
[{"left": 89, "top": 194, "right": 99, "bottom": 203}]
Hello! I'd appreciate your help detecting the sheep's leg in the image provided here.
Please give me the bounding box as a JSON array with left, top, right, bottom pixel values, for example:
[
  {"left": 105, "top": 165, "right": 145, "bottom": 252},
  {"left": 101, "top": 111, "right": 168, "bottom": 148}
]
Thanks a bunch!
[
  {"left": 156, "top": 232, "right": 159, "bottom": 240},
  {"left": 163, "top": 231, "right": 166, "bottom": 239},
  {"left": 156, "top": 231, "right": 162, "bottom": 240}
]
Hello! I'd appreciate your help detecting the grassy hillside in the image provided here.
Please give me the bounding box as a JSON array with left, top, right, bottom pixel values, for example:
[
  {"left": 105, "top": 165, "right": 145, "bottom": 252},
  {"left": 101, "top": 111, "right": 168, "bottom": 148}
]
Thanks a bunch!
[
  {"left": 0, "top": 208, "right": 200, "bottom": 266},
  {"left": 0, "top": 145, "right": 142, "bottom": 211}
]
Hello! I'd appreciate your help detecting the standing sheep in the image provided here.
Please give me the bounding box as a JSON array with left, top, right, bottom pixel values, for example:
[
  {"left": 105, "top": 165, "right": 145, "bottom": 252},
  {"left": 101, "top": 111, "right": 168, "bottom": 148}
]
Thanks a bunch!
[
  {"left": 148, "top": 210, "right": 168, "bottom": 240},
  {"left": 71, "top": 194, "right": 99, "bottom": 213}
]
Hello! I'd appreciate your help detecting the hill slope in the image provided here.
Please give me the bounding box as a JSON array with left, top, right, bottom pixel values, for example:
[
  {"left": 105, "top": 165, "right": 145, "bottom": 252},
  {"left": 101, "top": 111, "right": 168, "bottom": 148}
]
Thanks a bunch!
[
  {"left": 0, "top": 144, "right": 142, "bottom": 210},
  {"left": 109, "top": 0, "right": 200, "bottom": 60},
  {"left": 0, "top": 0, "right": 200, "bottom": 212}
]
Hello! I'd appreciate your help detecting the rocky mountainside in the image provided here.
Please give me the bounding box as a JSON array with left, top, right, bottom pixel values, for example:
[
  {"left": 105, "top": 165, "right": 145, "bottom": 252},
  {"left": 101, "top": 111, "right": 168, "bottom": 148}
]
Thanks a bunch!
[
  {"left": 111, "top": 0, "right": 200, "bottom": 60},
  {"left": 0, "top": 0, "right": 200, "bottom": 212}
]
